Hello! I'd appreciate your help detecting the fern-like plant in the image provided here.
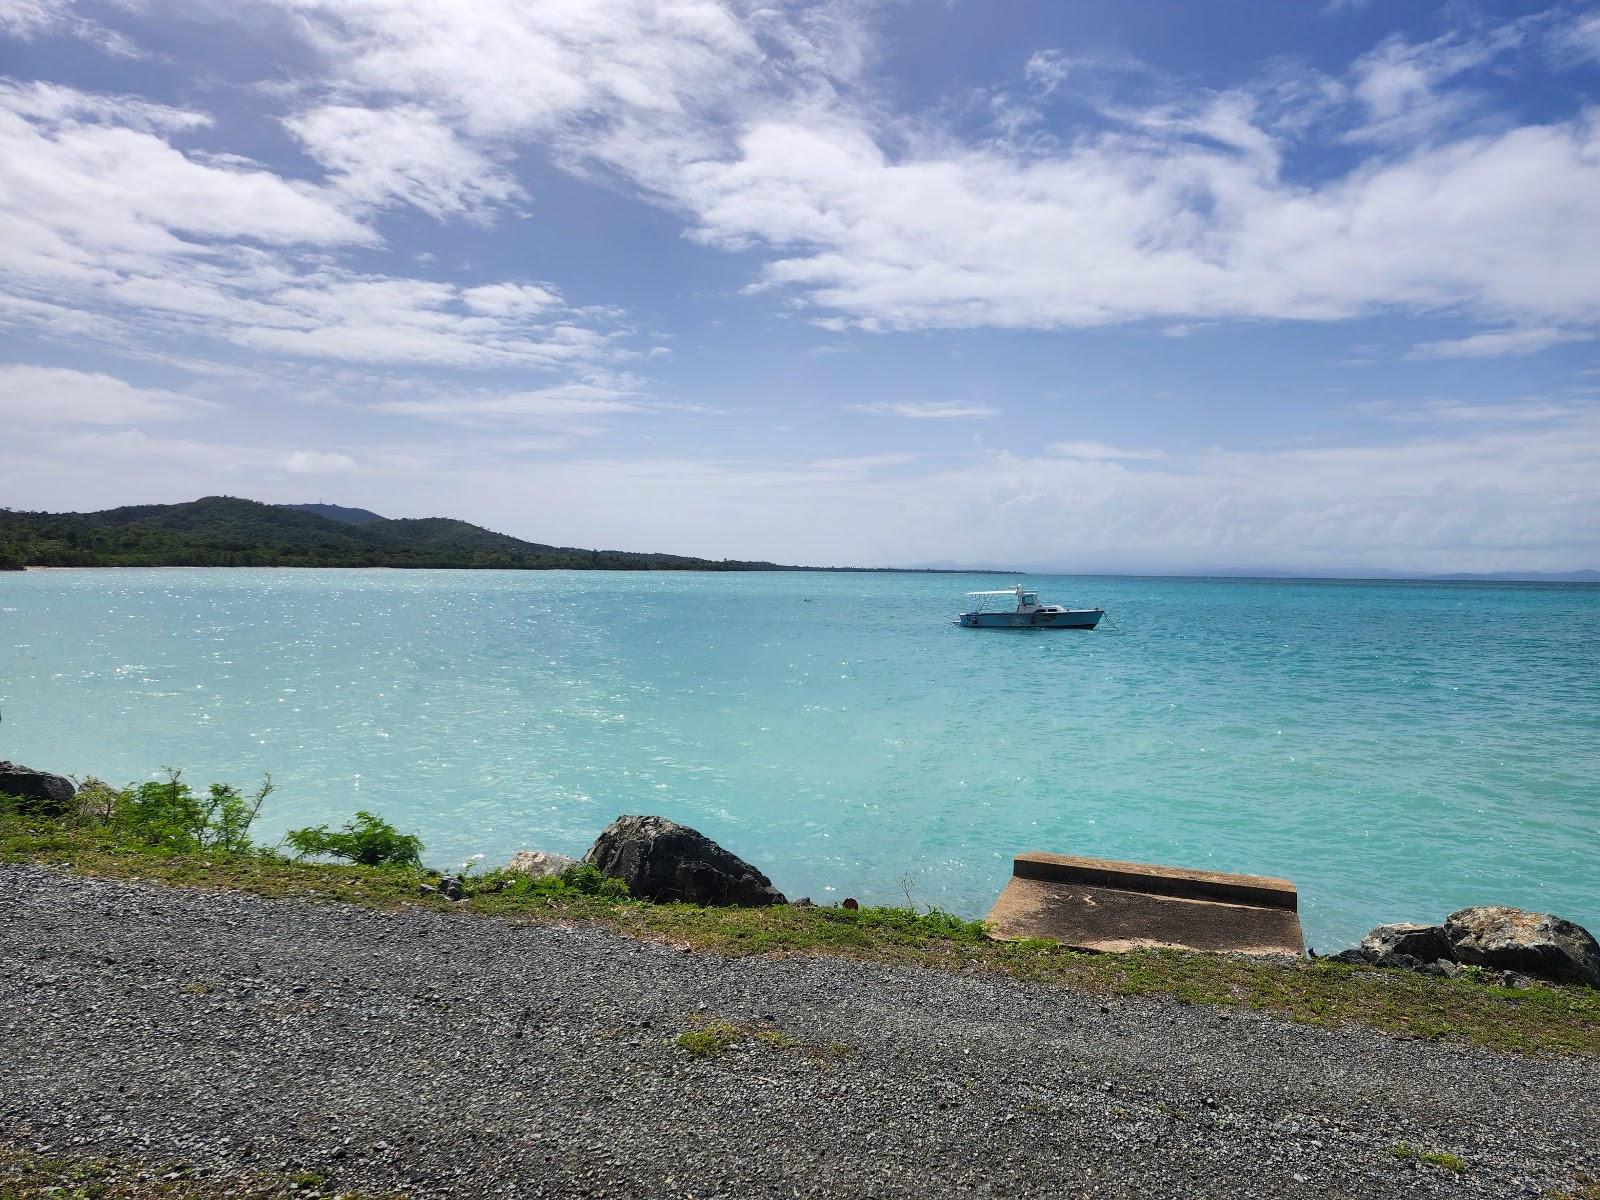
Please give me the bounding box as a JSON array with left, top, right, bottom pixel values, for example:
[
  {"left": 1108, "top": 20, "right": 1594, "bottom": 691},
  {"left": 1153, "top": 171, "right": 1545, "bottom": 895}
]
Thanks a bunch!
[{"left": 284, "top": 810, "right": 423, "bottom": 867}]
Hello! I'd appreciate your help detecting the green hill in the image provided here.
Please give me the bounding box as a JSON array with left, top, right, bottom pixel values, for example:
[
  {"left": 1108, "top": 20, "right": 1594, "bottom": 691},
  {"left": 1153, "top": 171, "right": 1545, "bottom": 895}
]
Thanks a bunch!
[
  {"left": 0, "top": 496, "right": 802, "bottom": 571},
  {"left": 279, "top": 502, "right": 386, "bottom": 525}
]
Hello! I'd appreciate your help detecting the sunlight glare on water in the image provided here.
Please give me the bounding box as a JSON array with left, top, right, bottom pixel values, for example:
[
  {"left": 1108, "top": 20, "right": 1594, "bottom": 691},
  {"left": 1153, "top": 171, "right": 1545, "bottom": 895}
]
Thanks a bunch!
[{"left": 2, "top": 567, "right": 1596, "bottom": 948}]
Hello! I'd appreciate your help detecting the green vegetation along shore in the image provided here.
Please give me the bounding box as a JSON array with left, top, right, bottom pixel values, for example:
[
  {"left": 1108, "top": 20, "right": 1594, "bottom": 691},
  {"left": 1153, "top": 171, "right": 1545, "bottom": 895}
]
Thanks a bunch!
[
  {"left": 0, "top": 496, "right": 944, "bottom": 572},
  {"left": 4, "top": 771, "right": 1599, "bottom": 1059}
]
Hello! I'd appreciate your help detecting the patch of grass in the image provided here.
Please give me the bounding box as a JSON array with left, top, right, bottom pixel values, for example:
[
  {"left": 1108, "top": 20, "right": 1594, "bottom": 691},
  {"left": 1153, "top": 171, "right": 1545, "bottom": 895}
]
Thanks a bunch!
[
  {"left": 5, "top": 811, "right": 1600, "bottom": 1058},
  {"left": 675, "top": 1023, "right": 744, "bottom": 1058},
  {"left": 0, "top": 1147, "right": 389, "bottom": 1198},
  {"left": 1387, "top": 1143, "right": 1467, "bottom": 1172},
  {"left": 675, "top": 1016, "right": 855, "bottom": 1063}
]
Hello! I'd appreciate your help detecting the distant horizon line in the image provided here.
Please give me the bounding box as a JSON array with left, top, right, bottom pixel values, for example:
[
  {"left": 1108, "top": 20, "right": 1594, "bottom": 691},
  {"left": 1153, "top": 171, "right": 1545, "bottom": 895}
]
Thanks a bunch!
[
  {"left": 893, "top": 566, "right": 1600, "bottom": 583},
  {"left": 9, "top": 497, "right": 1596, "bottom": 583}
]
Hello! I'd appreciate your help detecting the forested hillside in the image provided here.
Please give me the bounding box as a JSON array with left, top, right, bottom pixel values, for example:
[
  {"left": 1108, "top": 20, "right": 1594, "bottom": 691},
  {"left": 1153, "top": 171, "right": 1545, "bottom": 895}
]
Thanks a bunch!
[{"left": 0, "top": 497, "right": 800, "bottom": 571}]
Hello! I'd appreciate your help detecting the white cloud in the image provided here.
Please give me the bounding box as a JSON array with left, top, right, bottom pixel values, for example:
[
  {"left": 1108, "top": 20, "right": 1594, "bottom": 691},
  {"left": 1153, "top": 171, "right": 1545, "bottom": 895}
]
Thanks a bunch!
[
  {"left": 1023, "top": 50, "right": 1073, "bottom": 97},
  {"left": 807, "top": 453, "right": 916, "bottom": 473},
  {"left": 0, "top": 0, "right": 64, "bottom": 36},
  {"left": 0, "top": 79, "right": 651, "bottom": 388},
  {"left": 1341, "top": 28, "right": 1525, "bottom": 143},
  {"left": 1367, "top": 399, "right": 1582, "bottom": 424},
  {"left": 285, "top": 449, "right": 359, "bottom": 473},
  {"left": 460, "top": 282, "right": 562, "bottom": 315},
  {"left": 371, "top": 381, "right": 649, "bottom": 423},
  {"left": 254, "top": 2, "right": 1600, "bottom": 344},
  {"left": 1557, "top": 11, "right": 1600, "bottom": 63},
  {"left": 0, "top": 81, "right": 371, "bottom": 263},
  {"left": 224, "top": 277, "right": 627, "bottom": 368},
  {"left": 275, "top": 0, "right": 776, "bottom": 140},
  {"left": 0, "top": 363, "right": 209, "bottom": 423},
  {"left": 0, "top": 0, "right": 142, "bottom": 55},
  {"left": 1407, "top": 327, "right": 1591, "bottom": 360},
  {"left": 1047, "top": 440, "right": 1165, "bottom": 461},
  {"left": 847, "top": 400, "right": 997, "bottom": 419},
  {"left": 284, "top": 104, "right": 526, "bottom": 221}
]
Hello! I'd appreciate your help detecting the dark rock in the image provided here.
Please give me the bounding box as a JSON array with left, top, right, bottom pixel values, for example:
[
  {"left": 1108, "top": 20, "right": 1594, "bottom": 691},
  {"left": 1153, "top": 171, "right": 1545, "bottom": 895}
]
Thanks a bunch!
[
  {"left": 438, "top": 877, "right": 464, "bottom": 902},
  {"left": 1327, "top": 923, "right": 1458, "bottom": 976},
  {"left": 1444, "top": 906, "right": 1600, "bottom": 988},
  {"left": 582, "top": 815, "right": 784, "bottom": 907},
  {"left": 791, "top": 897, "right": 814, "bottom": 907},
  {"left": 1359, "top": 922, "right": 1452, "bottom": 966},
  {"left": 842, "top": 898, "right": 859, "bottom": 911},
  {"left": 0, "top": 761, "right": 76, "bottom": 815},
  {"left": 1326, "top": 947, "right": 1376, "bottom": 966}
]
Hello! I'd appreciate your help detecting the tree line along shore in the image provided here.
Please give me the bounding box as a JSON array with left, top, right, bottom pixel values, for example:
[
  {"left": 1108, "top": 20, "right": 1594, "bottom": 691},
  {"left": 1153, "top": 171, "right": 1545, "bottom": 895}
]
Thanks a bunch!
[{"left": 0, "top": 496, "right": 962, "bottom": 572}]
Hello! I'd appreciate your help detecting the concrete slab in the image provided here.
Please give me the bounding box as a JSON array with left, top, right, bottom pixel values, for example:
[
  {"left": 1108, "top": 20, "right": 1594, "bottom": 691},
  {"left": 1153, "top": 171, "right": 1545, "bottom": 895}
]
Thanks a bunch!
[{"left": 985, "top": 852, "right": 1305, "bottom": 956}]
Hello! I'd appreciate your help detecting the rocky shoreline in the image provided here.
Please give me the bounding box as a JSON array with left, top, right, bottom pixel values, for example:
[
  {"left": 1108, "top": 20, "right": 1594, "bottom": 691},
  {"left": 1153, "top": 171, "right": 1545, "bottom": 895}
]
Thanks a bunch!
[
  {"left": 5, "top": 864, "right": 1599, "bottom": 1199},
  {"left": 6, "top": 757, "right": 1600, "bottom": 995},
  {"left": 1327, "top": 910, "right": 1600, "bottom": 990}
]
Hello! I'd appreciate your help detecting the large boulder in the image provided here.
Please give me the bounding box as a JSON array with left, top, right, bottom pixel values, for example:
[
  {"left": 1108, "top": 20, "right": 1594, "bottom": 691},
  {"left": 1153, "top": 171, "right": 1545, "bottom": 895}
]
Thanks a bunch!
[
  {"left": 1444, "top": 906, "right": 1600, "bottom": 989},
  {"left": 0, "top": 761, "right": 76, "bottom": 815},
  {"left": 583, "top": 815, "right": 785, "bottom": 907}
]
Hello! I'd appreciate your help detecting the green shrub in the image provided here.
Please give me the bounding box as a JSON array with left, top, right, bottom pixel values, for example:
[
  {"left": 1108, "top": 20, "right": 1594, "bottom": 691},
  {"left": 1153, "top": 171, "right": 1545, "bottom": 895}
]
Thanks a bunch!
[
  {"left": 111, "top": 768, "right": 271, "bottom": 854},
  {"left": 72, "top": 777, "right": 119, "bottom": 825},
  {"left": 284, "top": 810, "right": 423, "bottom": 867},
  {"left": 472, "top": 861, "right": 630, "bottom": 901},
  {"left": 554, "top": 861, "right": 630, "bottom": 898}
]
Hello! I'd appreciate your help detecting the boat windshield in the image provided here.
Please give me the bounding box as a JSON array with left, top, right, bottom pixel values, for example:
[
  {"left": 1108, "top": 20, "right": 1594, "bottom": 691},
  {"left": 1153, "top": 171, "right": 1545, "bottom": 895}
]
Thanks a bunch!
[{"left": 1020, "top": 592, "right": 1039, "bottom": 607}]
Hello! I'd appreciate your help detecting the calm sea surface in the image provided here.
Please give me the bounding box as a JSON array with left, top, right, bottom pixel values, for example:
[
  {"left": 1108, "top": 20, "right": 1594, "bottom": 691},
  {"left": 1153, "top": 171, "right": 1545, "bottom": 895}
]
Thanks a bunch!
[{"left": 2, "top": 568, "right": 1596, "bottom": 948}]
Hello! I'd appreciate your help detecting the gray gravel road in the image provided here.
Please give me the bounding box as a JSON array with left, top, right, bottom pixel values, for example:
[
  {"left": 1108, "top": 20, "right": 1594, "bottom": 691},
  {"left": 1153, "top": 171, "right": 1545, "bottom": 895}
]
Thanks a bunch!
[{"left": 2, "top": 864, "right": 1596, "bottom": 1199}]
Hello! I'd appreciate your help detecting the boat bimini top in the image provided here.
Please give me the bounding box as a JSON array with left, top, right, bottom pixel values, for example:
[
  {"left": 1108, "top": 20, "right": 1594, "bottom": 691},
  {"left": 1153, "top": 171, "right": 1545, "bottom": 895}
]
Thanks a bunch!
[{"left": 966, "top": 586, "right": 1041, "bottom": 612}]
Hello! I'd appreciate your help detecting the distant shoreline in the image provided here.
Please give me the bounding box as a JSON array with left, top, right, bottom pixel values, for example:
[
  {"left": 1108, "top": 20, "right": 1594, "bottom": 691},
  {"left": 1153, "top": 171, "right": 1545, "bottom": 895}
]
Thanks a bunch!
[
  {"left": 5, "top": 496, "right": 1594, "bottom": 581},
  {"left": 13, "top": 563, "right": 985, "bottom": 575},
  {"left": 12, "top": 564, "right": 1599, "bottom": 584}
]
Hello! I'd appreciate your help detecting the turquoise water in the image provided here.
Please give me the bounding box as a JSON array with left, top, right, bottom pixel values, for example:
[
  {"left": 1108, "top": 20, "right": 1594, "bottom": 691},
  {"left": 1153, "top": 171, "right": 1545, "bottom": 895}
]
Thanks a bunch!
[{"left": 2, "top": 568, "right": 1597, "bottom": 948}]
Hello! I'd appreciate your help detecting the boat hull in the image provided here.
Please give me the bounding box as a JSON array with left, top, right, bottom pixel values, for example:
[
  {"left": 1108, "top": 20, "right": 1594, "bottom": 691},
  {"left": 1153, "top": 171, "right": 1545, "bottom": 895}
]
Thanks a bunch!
[{"left": 957, "top": 609, "right": 1103, "bottom": 630}]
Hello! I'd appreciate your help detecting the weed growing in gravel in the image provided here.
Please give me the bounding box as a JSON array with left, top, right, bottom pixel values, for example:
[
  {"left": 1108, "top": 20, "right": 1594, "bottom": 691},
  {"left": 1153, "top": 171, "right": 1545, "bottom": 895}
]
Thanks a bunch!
[
  {"left": 677, "top": 1023, "right": 744, "bottom": 1058},
  {"left": 675, "top": 1015, "right": 857, "bottom": 1063},
  {"left": 0, "top": 1148, "right": 394, "bottom": 1199},
  {"left": 1387, "top": 1143, "right": 1467, "bottom": 1172}
]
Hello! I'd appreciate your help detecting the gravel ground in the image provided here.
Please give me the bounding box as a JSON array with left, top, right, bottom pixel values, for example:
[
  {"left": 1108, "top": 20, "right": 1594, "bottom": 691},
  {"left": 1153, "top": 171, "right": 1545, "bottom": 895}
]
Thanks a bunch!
[{"left": 3, "top": 864, "right": 1597, "bottom": 1199}]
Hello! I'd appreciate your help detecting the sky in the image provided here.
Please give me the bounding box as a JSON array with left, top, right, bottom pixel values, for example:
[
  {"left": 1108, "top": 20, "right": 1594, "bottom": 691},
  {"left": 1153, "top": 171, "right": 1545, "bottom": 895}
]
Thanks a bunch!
[{"left": 1, "top": 0, "right": 1598, "bottom": 573}]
